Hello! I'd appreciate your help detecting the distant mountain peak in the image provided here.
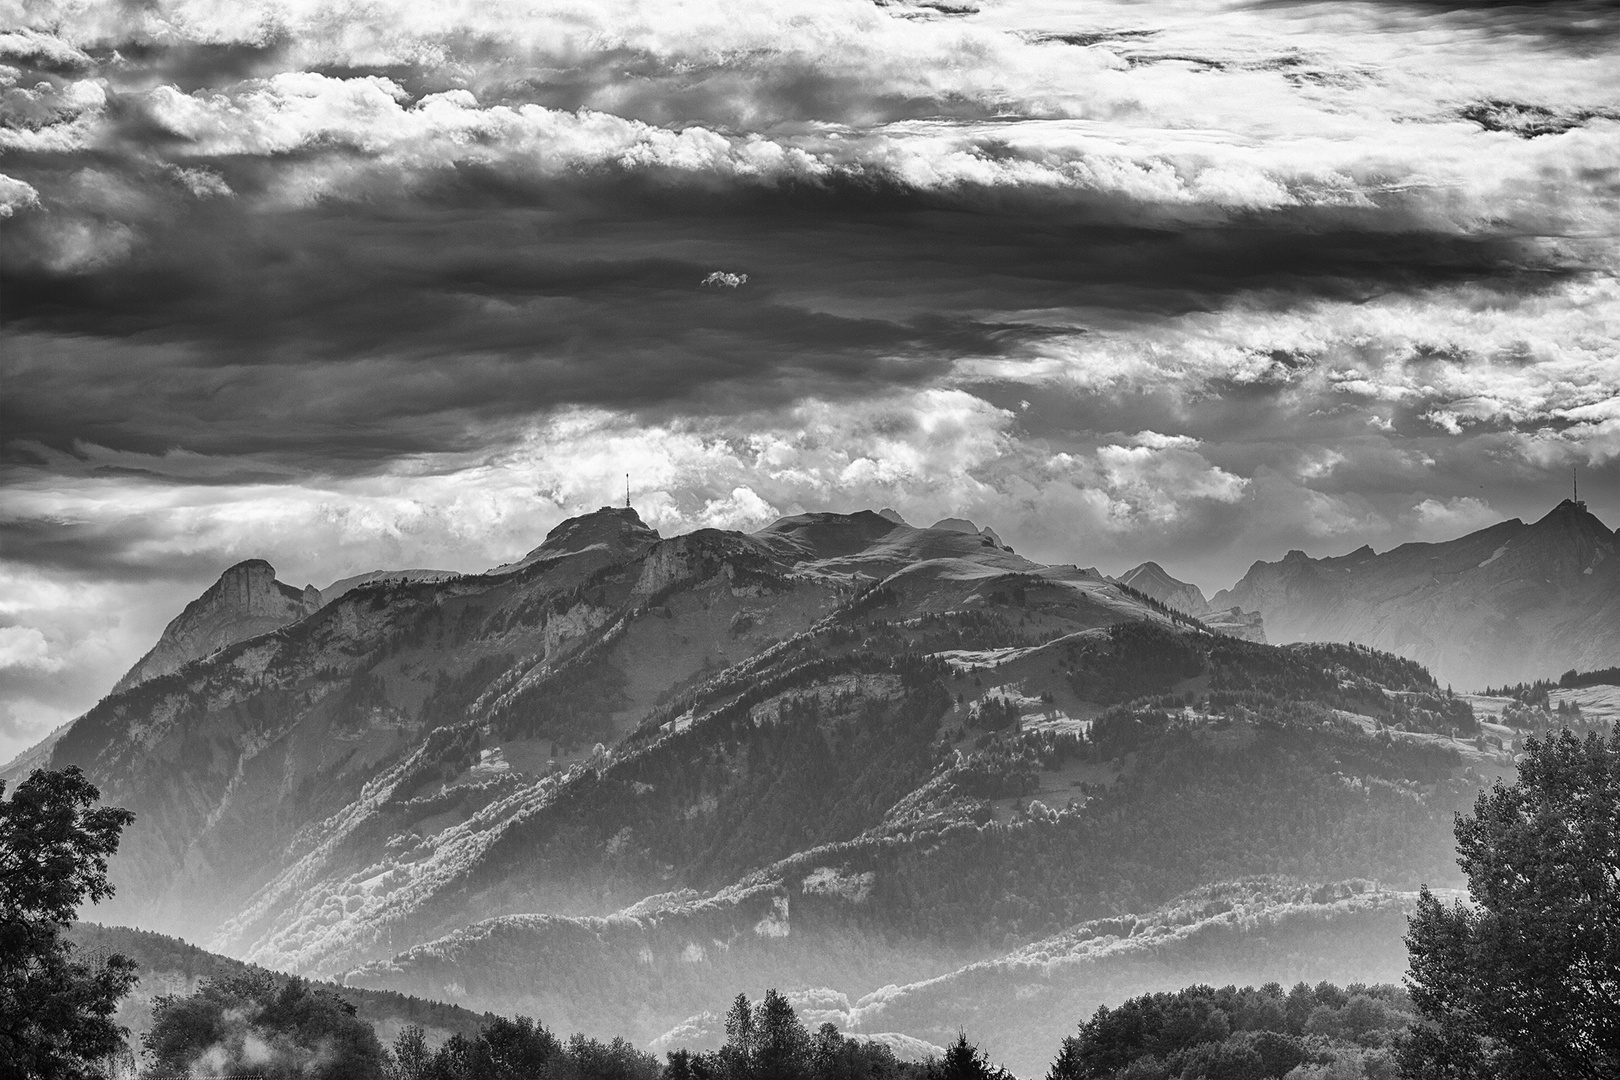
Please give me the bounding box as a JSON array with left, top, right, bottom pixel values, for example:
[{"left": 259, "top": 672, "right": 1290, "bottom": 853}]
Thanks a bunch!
[
  {"left": 490, "top": 505, "right": 661, "bottom": 576},
  {"left": 1211, "top": 498, "right": 1616, "bottom": 687},
  {"left": 877, "top": 508, "right": 908, "bottom": 525},
  {"left": 1113, "top": 561, "right": 1210, "bottom": 618},
  {"left": 110, "top": 559, "right": 318, "bottom": 694},
  {"left": 1534, "top": 497, "right": 1608, "bottom": 533}
]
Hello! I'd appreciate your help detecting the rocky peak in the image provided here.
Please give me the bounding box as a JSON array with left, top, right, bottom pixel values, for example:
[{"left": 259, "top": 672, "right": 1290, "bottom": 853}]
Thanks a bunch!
[
  {"left": 1113, "top": 561, "right": 1209, "bottom": 616},
  {"left": 110, "top": 559, "right": 319, "bottom": 694},
  {"left": 1533, "top": 498, "right": 1612, "bottom": 539}
]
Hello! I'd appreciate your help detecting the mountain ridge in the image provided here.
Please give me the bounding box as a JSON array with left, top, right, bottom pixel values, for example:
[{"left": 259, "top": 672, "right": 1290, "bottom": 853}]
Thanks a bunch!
[
  {"left": 17, "top": 500, "right": 1588, "bottom": 1065},
  {"left": 1209, "top": 499, "right": 1617, "bottom": 688}
]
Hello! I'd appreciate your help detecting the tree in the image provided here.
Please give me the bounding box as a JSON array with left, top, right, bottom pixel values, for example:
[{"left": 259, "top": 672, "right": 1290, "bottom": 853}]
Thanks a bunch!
[
  {"left": 145, "top": 971, "right": 388, "bottom": 1079},
  {"left": 0, "top": 766, "right": 137, "bottom": 1080},
  {"left": 1401, "top": 729, "right": 1620, "bottom": 1079},
  {"left": 928, "top": 1034, "right": 1014, "bottom": 1080}
]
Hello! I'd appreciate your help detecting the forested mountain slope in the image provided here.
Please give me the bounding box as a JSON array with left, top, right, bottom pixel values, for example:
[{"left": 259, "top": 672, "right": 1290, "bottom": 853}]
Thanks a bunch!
[{"left": 37, "top": 510, "right": 1166, "bottom": 952}]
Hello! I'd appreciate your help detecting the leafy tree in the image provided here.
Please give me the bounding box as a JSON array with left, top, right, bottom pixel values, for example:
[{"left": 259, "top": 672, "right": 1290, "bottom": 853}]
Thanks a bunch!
[
  {"left": 144, "top": 971, "right": 388, "bottom": 1079},
  {"left": 669, "top": 989, "right": 993, "bottom": 1080},
  {"left": 1046, "top": 982, "right": 1410, "bottom": 1080},
  {"left": 0, "top": 767, "right": 137, "bottom": 1080},
  {"left": 1400, "top": 729, "right": 1620, "bottom": 1079}
]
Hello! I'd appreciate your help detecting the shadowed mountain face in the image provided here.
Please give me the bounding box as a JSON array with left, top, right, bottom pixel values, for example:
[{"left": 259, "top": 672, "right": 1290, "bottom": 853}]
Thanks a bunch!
[
  {"left": 1211, "top": 501, "right": 1618, "bottom": 690},
  {"left": 23, "top": 505, "right": 1544, "bottom": 1057}
]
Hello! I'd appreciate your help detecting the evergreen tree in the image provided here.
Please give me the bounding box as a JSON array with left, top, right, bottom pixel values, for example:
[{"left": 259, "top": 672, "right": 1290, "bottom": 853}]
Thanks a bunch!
[{"left": 1400, "top": 729, "right": 1620, "bottom": 1079}]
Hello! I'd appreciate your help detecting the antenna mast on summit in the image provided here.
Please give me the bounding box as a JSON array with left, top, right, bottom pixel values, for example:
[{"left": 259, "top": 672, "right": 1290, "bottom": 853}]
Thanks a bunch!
[{"left": 626, "top": 473, "right": 631, "bottom": 509}]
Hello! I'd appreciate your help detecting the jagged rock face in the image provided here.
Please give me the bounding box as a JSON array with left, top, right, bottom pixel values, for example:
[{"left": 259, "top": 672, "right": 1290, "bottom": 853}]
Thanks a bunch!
[
  {"left": 1212, "top": 500, "right": 1619, "bottom": 688},
  {"left": 1114, "top": 561, "right": 1209, "bottom": 616},
  {"left": 110, "top": 560, "right": 319, "bottom": 694}
]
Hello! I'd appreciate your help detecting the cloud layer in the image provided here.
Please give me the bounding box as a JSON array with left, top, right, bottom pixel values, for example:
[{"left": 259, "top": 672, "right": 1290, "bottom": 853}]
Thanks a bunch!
[{"left": 2, "top": 0, "right": 1618, "bottom": 759}]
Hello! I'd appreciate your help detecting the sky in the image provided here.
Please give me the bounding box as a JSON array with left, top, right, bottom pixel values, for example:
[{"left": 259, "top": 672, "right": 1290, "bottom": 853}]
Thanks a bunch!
[{"left": 2, "top": 0, "right": 1618, "bottom": 762}]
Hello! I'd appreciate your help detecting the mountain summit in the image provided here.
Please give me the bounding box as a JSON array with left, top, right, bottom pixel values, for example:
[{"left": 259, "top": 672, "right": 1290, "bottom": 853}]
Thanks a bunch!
[
  {"left": 1211, "top": 499, "right": 1618, "bottom": 688},
  {"left": 111, "top": 560, "right": 319, "bottom": 694}
]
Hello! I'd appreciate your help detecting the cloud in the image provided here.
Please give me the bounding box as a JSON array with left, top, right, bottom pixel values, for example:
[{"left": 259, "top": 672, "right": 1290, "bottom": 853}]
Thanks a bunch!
[
  {"left": 1, "top": 0, "right": 1618, "bottom": 760},
  {"left": 0, "top": 626, "right": 63, "bottom": 672},
  {"left": 1410, "top": 496, "right": 1501, "bottom": 539}
]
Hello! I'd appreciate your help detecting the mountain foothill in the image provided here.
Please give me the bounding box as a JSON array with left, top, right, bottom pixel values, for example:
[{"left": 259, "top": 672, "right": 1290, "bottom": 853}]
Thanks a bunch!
[{"left": 8, "top": 499, "right": 1615, "bottom": 1068}]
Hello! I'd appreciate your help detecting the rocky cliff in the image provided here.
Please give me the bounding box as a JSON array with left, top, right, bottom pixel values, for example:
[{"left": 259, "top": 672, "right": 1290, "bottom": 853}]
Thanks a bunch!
[{"left": 110, "top": 560, "right": 320, "bottom": 694}]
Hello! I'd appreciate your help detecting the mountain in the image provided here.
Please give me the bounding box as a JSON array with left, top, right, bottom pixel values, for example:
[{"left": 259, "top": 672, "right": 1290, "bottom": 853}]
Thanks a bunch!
[
  {"left": 1211, "top": 500, "right": 1619, "bottom": 689},
  {"left": 319, "top": 569, "right": 463, "bottom": 606},
  {"left": 110, "top": 560, "right": 321, "bottom": 694},
  {"left": 34, "top": 505, "right": 1511, "bottom": 1058},
  {"left": 46, "top": 508, "right": 1168, "bottom": 949},
  {"left": 929, "top": 517, "right": 1010, "bottom": 551},
  {"left": 1111, "top": 562, "right": 1267, "bottom": 644},
  {"left": 1114, "top": 562, "right": 1207, "bottom": 617}
]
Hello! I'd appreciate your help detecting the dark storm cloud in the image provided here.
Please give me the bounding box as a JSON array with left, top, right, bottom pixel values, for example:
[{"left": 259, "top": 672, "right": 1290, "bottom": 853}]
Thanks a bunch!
[
  {"left": 0, "top": 514, "right": 231, "bottom": 581},
  {"left": 1, "top": 151, "right": 1569, "bottom": 470}
]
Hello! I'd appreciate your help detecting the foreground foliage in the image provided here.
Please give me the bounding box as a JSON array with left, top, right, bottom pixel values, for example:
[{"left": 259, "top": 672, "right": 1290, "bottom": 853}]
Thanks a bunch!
[
  {"left": 1400, "top": 729, "right": 1620, "bottom": 1080},
  {"left": 1046, "top": 981, "right": 1413, "bottom": 1080},
  {"left": 381, "top": 989, "right": 1009, "bottom": 1080},
  {"left": 0, "top": 767, "right": 137, "bottom": 1080},
  {"left": 143, "top": 971, "right": 389, "bottom": 1079}
]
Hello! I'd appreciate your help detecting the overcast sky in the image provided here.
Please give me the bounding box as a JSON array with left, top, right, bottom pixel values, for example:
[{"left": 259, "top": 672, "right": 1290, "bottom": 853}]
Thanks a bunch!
[{"left": 2, "top": 0, "right": 1618, "bottom": 761}]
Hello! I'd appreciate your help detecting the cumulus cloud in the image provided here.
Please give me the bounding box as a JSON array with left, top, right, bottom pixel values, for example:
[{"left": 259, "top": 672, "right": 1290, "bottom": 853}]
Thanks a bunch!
[
  {"left": 1410, "top": 496, "right": 1502, "bottom": 539},
  {"left": 0, "top": 626, "right": 62, "bottom": 672}
]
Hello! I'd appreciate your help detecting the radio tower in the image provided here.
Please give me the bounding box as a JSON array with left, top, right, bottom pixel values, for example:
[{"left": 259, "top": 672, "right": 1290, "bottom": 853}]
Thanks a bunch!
[
  {"left": 625, "top": 473, "right": 631, "bottom": 510},
  {"left": 1573, "top": 466, "right": 1584, "bottom": 511}
]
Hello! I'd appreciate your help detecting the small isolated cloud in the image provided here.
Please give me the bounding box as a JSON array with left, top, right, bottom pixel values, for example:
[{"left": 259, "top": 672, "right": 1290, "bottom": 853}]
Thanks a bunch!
[
  {"left": 1127, "top": 431, "right": 1200, "bottom": 450},
  {"left": 166, "top": 166, "right": 233, "bottom": 199},
  {"left": 701, "top": 271, "right": 748, "bottom": 288}
]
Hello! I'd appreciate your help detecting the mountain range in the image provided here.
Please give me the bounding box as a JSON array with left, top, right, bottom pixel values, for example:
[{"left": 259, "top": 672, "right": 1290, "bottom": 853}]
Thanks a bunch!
[{"left": 10, "top": 500, "right": 1611, "bottom": 1064}]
